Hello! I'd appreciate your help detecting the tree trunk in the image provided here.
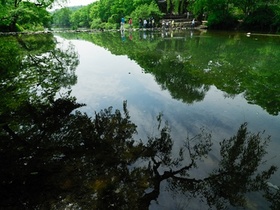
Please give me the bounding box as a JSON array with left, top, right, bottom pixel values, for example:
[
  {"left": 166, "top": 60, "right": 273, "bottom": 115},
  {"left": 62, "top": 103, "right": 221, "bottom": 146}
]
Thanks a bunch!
[{"left": 9, "top": 15, "right": 18, "bottom": 32}]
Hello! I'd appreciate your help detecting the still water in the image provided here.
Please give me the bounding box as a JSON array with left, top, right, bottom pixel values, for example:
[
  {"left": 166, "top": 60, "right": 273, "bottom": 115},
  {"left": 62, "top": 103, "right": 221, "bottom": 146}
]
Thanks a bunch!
[{"left": 1, "top": 30, "right": 279, "bottom": 209}]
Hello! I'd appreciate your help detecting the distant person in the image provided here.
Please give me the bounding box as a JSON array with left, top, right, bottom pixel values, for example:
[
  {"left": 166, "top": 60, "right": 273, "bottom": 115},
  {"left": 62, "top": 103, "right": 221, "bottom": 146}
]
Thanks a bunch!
[
  {"left": 187, "top": 11, "right": 190, "bottom": 20},
  {"left": 166, "top": 20, "right": 169, "bottom": 29},
  {"left": 120, "top": 17, "right": 125, "bottom": 31},
  {"left": 143, "top": 19, "right": 147, "bottom": 28},
  {"left": 139, "top": 18, "right": 143, "bottom": 29},
  {"left": 151, "top": 18, "right": 155, "bottom": 29},
  {"left": 162, "top": 20, "right": 165, "bottom": 30},
  {"left": 191, "top": 19, "right": 195, "bottom": 28},
  {"left": 128, "top": 18, "right": 132, "bottom": 29}
]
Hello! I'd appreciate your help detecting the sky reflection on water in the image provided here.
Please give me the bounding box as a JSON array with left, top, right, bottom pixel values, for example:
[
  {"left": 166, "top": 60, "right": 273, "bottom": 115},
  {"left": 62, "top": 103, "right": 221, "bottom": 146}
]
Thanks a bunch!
[
  {"left": 59, "top": 35, "right": 280, "bottom": 187},
  {"left": 64, "top": 37, "right": 279, "bottom": 130}
]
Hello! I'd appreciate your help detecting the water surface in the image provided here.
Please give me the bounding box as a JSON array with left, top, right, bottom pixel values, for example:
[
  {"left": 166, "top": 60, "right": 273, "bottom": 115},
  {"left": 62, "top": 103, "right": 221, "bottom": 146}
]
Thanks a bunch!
[
  {"left": 57, "top": 30, "right": 280, "bottom": 208},
  {"left": 1, "top": 30, "right": 279, "bottom": 209},
  {"left": 59, "top": 30, "right": 280, "bottom": 153}
]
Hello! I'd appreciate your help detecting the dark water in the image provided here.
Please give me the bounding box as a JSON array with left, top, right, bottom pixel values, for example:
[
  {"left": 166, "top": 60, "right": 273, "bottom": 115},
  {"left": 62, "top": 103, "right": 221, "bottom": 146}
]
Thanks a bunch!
[{"left": 0, "top": 30, "right": 279, "bottom": 209}]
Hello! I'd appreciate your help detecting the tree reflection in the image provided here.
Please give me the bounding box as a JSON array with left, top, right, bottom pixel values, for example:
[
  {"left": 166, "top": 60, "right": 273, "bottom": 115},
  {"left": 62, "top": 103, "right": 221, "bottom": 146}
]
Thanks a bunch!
[
  {"left": 0, "top": 33, "right": 79, "bottom": 115},
  {"left": 59, "top": 31, "right": 209, "bottom": 104},
  {"left": 1, "top": 97, "right": 278, "bottom": 209},
  {"left": 265, "top": 187, "right": 280, "bottom": 210},
  {"left": 58, "top": 31, "right": 280, "bottom": 115}
]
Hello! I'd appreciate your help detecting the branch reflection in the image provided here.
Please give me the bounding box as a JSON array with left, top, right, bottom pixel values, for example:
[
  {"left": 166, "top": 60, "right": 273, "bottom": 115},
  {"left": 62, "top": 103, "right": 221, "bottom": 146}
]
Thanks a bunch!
[{"left": 0, "top": 97, "right": 278, "bottom": 209}]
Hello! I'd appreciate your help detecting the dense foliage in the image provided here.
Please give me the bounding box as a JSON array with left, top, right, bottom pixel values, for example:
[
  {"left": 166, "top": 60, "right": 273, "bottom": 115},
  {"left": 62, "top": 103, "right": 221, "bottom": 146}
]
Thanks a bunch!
[
  {"left": 0, "top": 0, "right": 65, "bottom": 31},
  {"left": 51, "top": 0, "right": 280, "bottom": 32},
  {"left": 52, "top": 0, "right": 163, "bottom": 30},
  {"left": 190, "top": 0, "right": 280, "bottom": 30},
  {"left": 1, "top": 0, "right": 280, "bottom": 32}
]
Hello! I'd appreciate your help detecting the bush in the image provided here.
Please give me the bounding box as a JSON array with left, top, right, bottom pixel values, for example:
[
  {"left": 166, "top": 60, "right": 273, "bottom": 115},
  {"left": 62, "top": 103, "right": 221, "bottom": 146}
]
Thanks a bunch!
[
  {"left": 242, "top": 5, "right": 280, "bottom": 32},
  {"left": 207, "top": 11, "right": 238, "bottom": 30},
  {"left": 104, "top": 22, "right": 117, "bottom": 30},
  {"left": 130, "top": 2, "right": 163, "bottom": 27},
  {"left": 90, "top": 18, "right": 102, "bottom": 29}
]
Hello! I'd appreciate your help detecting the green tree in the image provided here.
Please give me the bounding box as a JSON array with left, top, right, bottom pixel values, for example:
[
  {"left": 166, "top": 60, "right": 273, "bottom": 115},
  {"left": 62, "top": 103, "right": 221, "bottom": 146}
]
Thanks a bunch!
[
  {"left": 70, "top": 5, "right": 91, "bottom": 28},
  {"left": 234, "top": 0, "right": 279, "bottom": 16},
  {"left": 242, "top": 3, "right": 280, "bottom": 32},
  {"left": 234, "top": 0, "right": 261, "bottom": 15},
  {"left": 52, "top": 7, "right": 72, "bottom": 28},
  {"left": 165, "top": 0, "right": 188, "bottom": 15},
  {"left": 130, "top": 1, "right": 163, "bottom": 26},
  {"left": 190, "top": 0, "right": 238, "bottom": 29},
  {"left": 189, "top": 0, "right": 280, "bottom": 30},
  {"left": 97, "top": 0, "right": 115, "bottom": 22},
  {"left": 0, "top": 0, "right": 61, "bottom": 31},
  {"left": 87, "top": 0, "right": 162, "bottom": 29}
]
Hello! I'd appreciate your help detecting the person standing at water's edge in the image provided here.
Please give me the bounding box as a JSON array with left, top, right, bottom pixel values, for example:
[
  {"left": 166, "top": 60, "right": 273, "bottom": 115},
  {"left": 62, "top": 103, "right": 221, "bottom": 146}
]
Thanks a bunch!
[
  {"left": 139, "top": 18, "right": 143, "bottom": 30},
  {"left": 120, "top": 17, "right": 125, "bottom": 31},
  {"left": 128, "top": 18, "right": 132, "bottom": 29},
  {"left": 191, "top": 18, "right": 195, "bottom": 28},
  {"left": 143, "top": 19, "right": 147, "bottom": 29}
]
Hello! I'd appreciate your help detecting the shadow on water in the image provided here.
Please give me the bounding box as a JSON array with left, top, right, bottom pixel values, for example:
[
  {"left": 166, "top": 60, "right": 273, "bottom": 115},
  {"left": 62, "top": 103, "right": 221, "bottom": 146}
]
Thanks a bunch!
[{"left": 0, "top": 32, "right": 280, "bottom": 209}]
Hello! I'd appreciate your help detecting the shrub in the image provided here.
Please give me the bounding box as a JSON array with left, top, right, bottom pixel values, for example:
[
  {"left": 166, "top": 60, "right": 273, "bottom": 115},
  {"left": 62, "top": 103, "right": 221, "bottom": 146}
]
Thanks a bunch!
[
  {"left": 207, "top": 11, "right": 238, "bottom": 30},
  {"left": 90, "top": 18, "right": 102, "bottom": 29},
  {"left": 242, "top": 5, "right": 280, "bottom": 32}
]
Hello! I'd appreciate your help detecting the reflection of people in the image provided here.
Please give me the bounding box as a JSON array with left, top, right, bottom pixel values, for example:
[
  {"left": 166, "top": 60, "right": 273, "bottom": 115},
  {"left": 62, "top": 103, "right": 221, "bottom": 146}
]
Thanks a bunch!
[
  {"left": 121, "top": 30, "right": 126, "bottom": 41},
  {"left": 162, "top": 20, "right": 165, "bottom": 30},
  {"left": 120, "top": 17, "right": 125, "bottom": 31},
  {"left": 143, "top": 31, "right": 147, "bottom": 39}
]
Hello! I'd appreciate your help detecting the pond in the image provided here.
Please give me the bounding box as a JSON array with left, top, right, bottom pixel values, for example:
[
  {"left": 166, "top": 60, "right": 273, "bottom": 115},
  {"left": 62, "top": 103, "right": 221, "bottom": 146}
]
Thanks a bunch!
[{"left": 0, "top": 30, "right": 279, "bottom": 209}]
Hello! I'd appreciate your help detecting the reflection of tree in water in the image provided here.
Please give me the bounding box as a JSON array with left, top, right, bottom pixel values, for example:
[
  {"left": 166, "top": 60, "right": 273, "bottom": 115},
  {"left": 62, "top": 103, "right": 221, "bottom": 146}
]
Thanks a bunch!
[
  {"left": 1, "top": 97, "right": 279, "bottom": 209},
  {"left": 59, "top": 31, "right": 280, "bottom": 115},
  {"left": 150, "top": 55, "right": 209, "bottom": 104},
  {"left": 0, "top": 34, "right": 79, "bottom": 114},
  {"left": 59, "top": 31, "right": 209, "bottom": 104},
  {"left": 1, "top": 32, "right": 279, "bottom": 209}
]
